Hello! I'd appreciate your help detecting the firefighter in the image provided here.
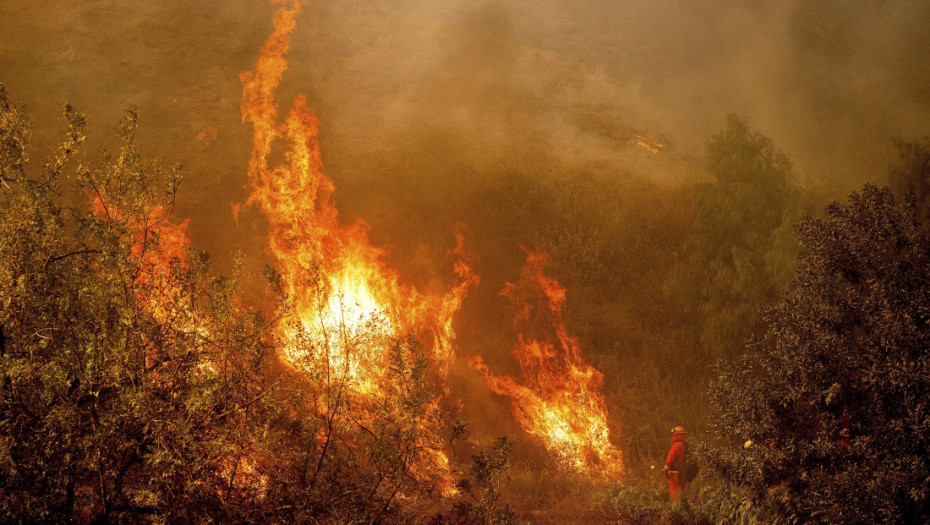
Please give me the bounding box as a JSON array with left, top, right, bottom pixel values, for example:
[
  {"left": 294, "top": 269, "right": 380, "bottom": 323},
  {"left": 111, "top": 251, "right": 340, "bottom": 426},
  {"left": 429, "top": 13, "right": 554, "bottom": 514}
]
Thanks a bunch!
[{"left": 664, "top": 425, "right": 689, "bottom": 502}]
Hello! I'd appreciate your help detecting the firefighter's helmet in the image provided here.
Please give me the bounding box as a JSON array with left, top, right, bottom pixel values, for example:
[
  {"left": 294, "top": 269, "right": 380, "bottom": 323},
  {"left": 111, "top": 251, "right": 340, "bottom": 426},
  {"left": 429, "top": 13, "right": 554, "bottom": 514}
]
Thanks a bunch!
[{"left": 671, "top": 426, "right": 687, "bottom": 435}]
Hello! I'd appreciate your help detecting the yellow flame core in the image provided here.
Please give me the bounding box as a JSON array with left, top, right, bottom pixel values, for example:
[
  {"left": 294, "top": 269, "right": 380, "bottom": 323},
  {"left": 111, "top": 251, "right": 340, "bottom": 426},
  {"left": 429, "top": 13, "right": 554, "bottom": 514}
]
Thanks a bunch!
[
  {"left": 321, "top": 269, "right": 395, "bottom": 338},
  {"left": 280, "top": 269, "right": 398, "bottom": 395}
]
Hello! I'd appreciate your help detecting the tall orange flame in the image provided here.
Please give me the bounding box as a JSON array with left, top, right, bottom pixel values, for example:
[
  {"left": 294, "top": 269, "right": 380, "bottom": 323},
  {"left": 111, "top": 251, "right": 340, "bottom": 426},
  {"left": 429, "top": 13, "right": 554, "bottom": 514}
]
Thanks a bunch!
[
  {"left": 240, "top": 0, "right": 475, "bottom": 494},
  {"left": 240, "top": 0, "right": 474, "bottom": 385},
  {"left": 471, "top": 252, "right": 623, "bottom": 479}
]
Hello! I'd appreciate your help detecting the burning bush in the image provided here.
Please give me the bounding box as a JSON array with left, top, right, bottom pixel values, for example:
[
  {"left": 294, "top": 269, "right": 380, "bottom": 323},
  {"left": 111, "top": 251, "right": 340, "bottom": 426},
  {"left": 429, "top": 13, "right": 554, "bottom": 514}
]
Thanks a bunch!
[{"left": 0, "top": 86, "right": 276, "bottom": 522}]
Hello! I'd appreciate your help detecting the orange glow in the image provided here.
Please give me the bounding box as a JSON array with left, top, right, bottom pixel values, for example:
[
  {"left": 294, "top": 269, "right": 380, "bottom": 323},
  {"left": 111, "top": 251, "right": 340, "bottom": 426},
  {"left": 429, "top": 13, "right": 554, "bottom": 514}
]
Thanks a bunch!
[
  {"left": 218, "top": 453, "right": 270, "bottom": 504},
  {"left": 196, "top": 126, "right": 218, "bottom": 150},
  {"left": 91, "top": 195, "right": 191, "bottom": 322},
  {"left": 240, "top": 0, "right": 474, "bottom": 382},
  {"left": 471, "top": 252, "right": 623, "bottom": 479},
  {"left": 241, "top": 0, "right": 621, "bottom": 488}
]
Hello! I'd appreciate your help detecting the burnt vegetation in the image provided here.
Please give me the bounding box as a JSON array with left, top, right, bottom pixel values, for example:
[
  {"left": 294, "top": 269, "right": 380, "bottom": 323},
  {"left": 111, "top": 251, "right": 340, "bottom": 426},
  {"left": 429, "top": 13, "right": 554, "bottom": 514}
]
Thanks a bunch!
[{"left": 2, "top": 80, "right": 930, "bottom": 525}]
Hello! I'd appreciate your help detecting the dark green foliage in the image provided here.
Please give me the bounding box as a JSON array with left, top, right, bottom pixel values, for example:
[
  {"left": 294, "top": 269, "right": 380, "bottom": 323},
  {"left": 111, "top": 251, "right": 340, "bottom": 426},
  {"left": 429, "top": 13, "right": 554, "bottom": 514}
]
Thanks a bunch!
[
  {"left": 686, "top": 485, "right": 768, "bottom": 525},
  {"left": 597, "top": 485, "right": 677, "bottom": 524},
  {"left": 708, "top": 184, "right": 930, "bottom": 523},
  {"left": 596, "top": 483, "right": 765, "bottom": 525}
]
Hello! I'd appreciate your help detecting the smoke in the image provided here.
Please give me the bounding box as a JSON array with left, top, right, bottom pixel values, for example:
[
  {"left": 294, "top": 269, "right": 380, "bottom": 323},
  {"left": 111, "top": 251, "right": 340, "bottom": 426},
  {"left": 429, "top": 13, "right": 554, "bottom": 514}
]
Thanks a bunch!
[{"left": 3, "top": 0, "right": 928, "bottom": 258}]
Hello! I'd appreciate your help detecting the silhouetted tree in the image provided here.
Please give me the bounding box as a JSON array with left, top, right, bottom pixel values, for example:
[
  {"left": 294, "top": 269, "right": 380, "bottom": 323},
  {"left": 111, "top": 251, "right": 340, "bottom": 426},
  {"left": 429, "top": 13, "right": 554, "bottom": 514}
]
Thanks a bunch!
[
  {"left": 259, "top": 329, "right": 458, "bottom": 524},
  {"left": 708, "top": 184, "right": 930, "bottom": 523},
  {"left": 431, "top": 436, "right": 515, "bottom": 525}
]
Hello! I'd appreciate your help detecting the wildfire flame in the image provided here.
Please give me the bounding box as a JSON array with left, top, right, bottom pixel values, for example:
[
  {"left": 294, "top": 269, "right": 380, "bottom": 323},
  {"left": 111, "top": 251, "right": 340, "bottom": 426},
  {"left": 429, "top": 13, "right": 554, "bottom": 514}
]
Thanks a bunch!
[
  {"left": 239, "top": 0, "right": 475, "bottom": 494},
  {"left": 240, "top": 0, "right": 475, "bottom": 384},
  {"left": 470, "top": 252, "right": 623, "bottom": 479},
  {"left": 238, "top": 0, "right": 623, "bottom": 487},
  {"left": 636, "top": 137, "right": 664, "bottom": 153},
  {"left": 633, "top": 131, "right": 665, "bottom": 154}
]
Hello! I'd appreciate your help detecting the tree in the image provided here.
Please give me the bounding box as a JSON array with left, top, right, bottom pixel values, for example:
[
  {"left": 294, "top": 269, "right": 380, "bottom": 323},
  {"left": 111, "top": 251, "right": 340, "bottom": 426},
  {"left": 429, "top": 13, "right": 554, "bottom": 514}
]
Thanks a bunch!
[
  {"left": 889, "top": 138, "right": 930, "bottom": 237},
  {"left": 437, "top": 436, "right": 515, "bottom": 525},
  {"left": 708, "top": 184, "right": 930, "bottom": 523},
  {"left": 0, "top": 85, "right": 274, "bottom": 522},
  {"left": 669, "top": 115, "right": 804, "bottom": 362}
]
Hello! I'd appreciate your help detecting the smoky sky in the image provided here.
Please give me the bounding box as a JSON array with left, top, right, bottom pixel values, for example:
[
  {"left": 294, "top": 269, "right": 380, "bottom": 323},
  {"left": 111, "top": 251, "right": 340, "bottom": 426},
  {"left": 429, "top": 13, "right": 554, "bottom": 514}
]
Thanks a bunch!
[{"left": 2, "top": 0, "right": 929, "bottom": 274}]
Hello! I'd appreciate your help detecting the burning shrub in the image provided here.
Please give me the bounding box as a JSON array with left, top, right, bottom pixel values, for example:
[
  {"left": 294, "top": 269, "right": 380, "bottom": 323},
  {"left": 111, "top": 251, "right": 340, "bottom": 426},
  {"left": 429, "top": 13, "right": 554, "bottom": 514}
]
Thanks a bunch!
[
  {"left": 470, "top": 251, "right": 623, "bottom": 480},
  {"left": 258, "top": 323, "right": 458, "bottom": 523},
  {"left": 0, "top": 86, "right": 275, "bottom": 523}
]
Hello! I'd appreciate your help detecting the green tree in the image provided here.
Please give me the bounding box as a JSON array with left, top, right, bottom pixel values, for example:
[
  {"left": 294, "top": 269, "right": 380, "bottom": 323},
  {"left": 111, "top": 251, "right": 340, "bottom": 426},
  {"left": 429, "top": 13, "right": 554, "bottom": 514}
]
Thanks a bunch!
[
  {"left": 0, "top": 85, "right": 274, "bottom": 522},
  {"left": 708, "top": 184, "right": 930, "bottom": 523},
  {"left": 669, "top": 115, "right": 804, "bottom": 361}
]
